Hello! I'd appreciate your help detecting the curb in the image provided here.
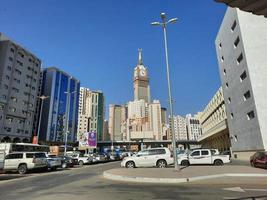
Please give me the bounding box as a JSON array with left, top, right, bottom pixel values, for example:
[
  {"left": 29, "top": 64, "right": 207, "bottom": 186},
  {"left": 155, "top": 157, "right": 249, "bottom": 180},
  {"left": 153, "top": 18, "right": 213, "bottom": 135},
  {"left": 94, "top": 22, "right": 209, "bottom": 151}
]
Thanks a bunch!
[{"left": 103, "top": 171, "right": 267, "bottom": 184}]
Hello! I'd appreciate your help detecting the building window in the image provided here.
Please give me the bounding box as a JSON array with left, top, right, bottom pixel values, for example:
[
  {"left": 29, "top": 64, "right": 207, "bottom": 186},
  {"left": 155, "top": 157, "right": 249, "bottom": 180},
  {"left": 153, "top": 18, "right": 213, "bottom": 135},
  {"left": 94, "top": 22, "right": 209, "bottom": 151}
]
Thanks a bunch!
[
  {"left": 234, "top": 36, "right": 240, "bottom": 48},
  {"left": 230, "top": 113, "right": 234, "bottom": 119},
  {"left": 7, "top": 66, "right": 12, "bottom": 71},
  {"left": 221, "top": 56, "right": 224, "bottom": 62},
  {"left": 228, "top": 97, "right": 231, "bottom": 103},
  {"left": 231, "top": 20, "right": 237, "bottom": 32},
  {"left": 247, "top": 111, "right": 255, "bottom": 120},
  {"left": 219, "top": 43, "right": 222, "bottom": 49},
  {"left": 243, "top": 91, "right": 251, "bottom": 101},
  {"left": 11, "top": 97, "right": 17, "bottom": 102},
  {"left": 10, "top": 48, "right": 15, "bottom": 53},
  {"left": 18, "top": 52, "right": 24, "bottom": 58},
  {"left": 12, "top": 87, "right": 19, "bottom": 93},
  {"left": 226, "top": 82, "right": 229, "bottom": 88},
  {"left": 16, "top": 60, "right": 23, "bottom": 66},
  {"left": 9, "top": 57, "right": 13, "bottom": 62},
  {"left": 6, "top": 117, "right": 13, "bottom": 123},
  {"left": 240, "top": 71, "right": 247, "bottom": 82},
  {"left": 237, "top": 53, "right": 243, "bottom": 64},
  {"left": 223, "top": 69, "right": 226, "bottom": 75},
  {"left": 6, "top": 75, "right": 10, "bottom": 80},
  {"left": 4, "top": 84, "right": 8, "bottom": 89}
]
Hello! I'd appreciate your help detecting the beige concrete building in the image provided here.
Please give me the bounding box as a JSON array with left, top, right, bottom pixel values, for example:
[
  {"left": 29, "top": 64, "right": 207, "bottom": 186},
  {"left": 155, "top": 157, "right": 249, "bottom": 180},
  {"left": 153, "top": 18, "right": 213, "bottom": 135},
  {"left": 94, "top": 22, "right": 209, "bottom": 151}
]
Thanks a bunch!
[
  {"left": 77, "top": 87, "right": 104, "bottom": 141},
  {"left": 186, "top": 114, "right": 202, "bottom": 140},
  {"left": 148, "top": 100, "right": 163, "bottom": 140},
  {"left": 108, "top": 104, "right": 127, "bottom": 141},
  {"left": 172, "top": 115, "right": 188, "bottom": 140},
  {"left": 198, "top": 87, "right": 230, "bottom": 151}
]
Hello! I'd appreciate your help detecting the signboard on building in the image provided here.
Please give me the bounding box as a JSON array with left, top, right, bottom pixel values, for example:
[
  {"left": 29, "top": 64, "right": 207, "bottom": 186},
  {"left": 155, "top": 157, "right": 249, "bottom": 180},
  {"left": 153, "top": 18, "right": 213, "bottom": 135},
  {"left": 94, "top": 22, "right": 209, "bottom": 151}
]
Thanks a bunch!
[
  {"left": 79, "top": 132, "right": 97, "bottom": 148},
  {"left": 88, "top": 132, "right": 97, "bottom": 148}
]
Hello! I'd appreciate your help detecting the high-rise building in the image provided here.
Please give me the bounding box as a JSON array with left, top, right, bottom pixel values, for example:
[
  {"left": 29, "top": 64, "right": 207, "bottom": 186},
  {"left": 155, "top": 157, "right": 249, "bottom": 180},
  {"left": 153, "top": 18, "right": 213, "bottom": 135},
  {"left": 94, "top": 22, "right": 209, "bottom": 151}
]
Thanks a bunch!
[
  {"left": 186, "top": 114, "right": 202, "bottom": 140},
  {"left": 108, "top": 104, "right": 127, "bottom": 141},
  {"left": 215, "top": 8, "right": 267, "bottom": 159},
  {"left": 133, "top": 49, "right": 151, "bottom": 103},
  {"left": 0, "top": 33, "right": 41, "bottom": 143},
  {"left": 38, "top": 67, "right": 80, "bottom": 143},
  {"left": 110, "top": 49, "right": 166, "bottom": 142},
  {"left": 172, "top": 115, "right": 188, "bottom": 140},
  {"left": 103, "top": 119, "right": 109, "bottom": 141},
  {"left": 148, "top": 100, "right": 163, "bottom": 140},
  {"left": 77, "top": 87, "right": 104, "bottom": 142}
]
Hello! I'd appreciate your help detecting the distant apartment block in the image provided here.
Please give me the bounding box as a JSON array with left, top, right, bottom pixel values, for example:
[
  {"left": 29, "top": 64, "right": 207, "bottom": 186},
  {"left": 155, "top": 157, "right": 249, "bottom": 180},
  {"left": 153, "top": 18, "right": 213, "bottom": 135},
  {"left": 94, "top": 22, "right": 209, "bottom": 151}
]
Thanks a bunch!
[
  {"left": 0, "top": 33, "right": 41, "bottom": 143},
  {"left": 77, "top": 87, "right": 105, "bottom": 141},
  {"left": 109, "top": 104, "right": 127, "bottom": 141},
  {"left": 198, "top": 87, "right": 230, "bottom": 151},
  {"left": 186, "top": 114, "right": 202, "bottom": 140},
  {"left": 172, "top": 115, "right": 188, "bottom": 140},
  {"left": 38, "top": 67, "right": 80, "bottom": 143},
  {"left": 216, "top": 8, "right": 267, "bottom": 159}
]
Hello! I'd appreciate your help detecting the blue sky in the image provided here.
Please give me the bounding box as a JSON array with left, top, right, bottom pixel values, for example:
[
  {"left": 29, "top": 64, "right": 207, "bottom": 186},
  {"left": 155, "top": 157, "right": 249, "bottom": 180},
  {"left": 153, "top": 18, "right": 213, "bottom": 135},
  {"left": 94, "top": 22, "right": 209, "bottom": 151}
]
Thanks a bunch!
[{"left": 0, "top": 0, "right": 227, "bottom": 117}]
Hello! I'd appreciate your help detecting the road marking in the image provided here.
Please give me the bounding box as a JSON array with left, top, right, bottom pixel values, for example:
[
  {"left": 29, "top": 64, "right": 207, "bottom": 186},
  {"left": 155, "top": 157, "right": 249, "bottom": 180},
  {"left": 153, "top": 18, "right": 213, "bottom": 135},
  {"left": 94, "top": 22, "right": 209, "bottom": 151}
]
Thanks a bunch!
[
  {"left": 223, "top": 187, "right": 245, "bottom": 192},
  {"left": 223, "top": 187, "right": 267, "bottom": 193},
  {"left": 245, "top": 188, "right": 267, "bottom": 192}
]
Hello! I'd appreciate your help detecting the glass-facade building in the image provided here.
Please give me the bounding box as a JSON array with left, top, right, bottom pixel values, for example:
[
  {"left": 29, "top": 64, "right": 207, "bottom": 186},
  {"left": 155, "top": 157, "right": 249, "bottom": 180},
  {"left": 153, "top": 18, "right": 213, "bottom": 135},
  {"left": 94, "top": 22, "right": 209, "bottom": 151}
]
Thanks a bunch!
[{"left": 39, "top": 67, "right": 80, "bottom": 143}]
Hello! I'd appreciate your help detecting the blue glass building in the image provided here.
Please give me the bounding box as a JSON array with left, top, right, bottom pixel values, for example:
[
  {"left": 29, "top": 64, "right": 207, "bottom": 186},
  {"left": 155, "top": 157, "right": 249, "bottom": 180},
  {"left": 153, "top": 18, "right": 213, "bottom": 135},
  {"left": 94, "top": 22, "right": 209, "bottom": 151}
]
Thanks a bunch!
[{"left": 39, "top": 67, "right": 80, "bottom": 143}]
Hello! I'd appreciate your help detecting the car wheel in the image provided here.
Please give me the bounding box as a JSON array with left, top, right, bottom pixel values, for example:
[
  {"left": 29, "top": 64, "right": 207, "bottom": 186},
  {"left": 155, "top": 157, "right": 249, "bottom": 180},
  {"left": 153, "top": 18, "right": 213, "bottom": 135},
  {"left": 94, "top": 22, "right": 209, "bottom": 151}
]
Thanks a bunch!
[
  {"left": 79, "top": 160, "right": 84, "bottom": 166},
  {"left": 18, "top": 164, "right": 27, "bottom": 175},
  {"left": 181, "top": 160, "right": 190, "bottom": 166},
  {"left": 157, "top": 160, "right": 167, "bottom": 168},
  {"left": 126, "top": 161, "right": 135, "bottom": 168},
  {"left": 214, "top": 159, "right": 223, "bottom": 166},
  {"left": 62, "top": 163, "right": 67, "bottom": 169}
]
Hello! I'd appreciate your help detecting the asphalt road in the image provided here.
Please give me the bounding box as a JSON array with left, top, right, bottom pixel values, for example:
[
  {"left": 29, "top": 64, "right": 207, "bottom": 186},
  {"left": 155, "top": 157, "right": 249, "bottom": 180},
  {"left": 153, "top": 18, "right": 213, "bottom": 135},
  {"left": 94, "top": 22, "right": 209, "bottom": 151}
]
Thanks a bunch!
[{"left": 0, "top": 161, "right": 267, "bottom": 200}]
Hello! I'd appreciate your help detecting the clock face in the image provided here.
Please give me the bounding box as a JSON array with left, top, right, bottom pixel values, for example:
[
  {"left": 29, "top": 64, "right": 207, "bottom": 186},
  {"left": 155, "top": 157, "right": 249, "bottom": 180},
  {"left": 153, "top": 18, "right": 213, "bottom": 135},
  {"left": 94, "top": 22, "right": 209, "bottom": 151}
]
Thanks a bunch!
[{"left": 140, "top": 70, "right": 146, "bottom": 76}]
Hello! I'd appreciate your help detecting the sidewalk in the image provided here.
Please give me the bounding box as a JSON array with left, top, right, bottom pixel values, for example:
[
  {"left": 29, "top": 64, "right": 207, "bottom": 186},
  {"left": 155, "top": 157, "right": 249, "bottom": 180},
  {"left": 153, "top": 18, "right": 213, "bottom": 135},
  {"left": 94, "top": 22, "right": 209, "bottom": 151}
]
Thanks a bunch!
[{"left": 103, "top": 165, "right": 267, "bottom": 184}]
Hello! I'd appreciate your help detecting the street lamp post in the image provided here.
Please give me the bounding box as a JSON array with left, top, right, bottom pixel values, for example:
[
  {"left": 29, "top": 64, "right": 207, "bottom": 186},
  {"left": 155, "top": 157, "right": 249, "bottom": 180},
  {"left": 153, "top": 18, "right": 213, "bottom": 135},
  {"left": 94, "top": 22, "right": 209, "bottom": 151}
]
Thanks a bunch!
[
  {"left": 64, "top": 90, "right": 76, "bottom": 156},
  {"left": 151, "top": 13, "right": 179, "bottom": 170},
  {"left": 36, "top": 95, "right": 49, "bottom": 144}
]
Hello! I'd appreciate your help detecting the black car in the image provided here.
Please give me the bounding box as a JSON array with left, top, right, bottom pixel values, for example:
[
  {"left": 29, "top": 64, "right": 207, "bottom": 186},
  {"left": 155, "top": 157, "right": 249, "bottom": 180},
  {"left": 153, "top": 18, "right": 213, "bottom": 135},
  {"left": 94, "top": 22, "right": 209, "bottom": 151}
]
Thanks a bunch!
[{"left": 59, "top": 156, "right": 79, "bottom": 168}]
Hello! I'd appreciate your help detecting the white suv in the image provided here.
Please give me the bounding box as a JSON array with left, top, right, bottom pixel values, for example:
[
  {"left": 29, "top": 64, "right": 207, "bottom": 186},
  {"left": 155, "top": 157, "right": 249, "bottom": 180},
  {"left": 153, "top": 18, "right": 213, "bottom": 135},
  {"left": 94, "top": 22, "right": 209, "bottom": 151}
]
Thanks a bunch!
[
  {"left": 121, "top": 147, "right": 174, "bottom": 168},
  {"left": 4, "top": 152, "right": 47, "bottom": 174}
]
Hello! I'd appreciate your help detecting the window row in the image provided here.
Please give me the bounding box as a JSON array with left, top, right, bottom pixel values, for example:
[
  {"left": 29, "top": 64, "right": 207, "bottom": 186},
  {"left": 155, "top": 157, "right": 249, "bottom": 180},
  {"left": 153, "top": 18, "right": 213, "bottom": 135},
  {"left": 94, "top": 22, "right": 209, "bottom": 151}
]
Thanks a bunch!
[
  {"left": 230, "top": 110, "right": 255, "bottom": 120},
  {"left": 10, "top": 48, "right": 40, "bottom": 67}
]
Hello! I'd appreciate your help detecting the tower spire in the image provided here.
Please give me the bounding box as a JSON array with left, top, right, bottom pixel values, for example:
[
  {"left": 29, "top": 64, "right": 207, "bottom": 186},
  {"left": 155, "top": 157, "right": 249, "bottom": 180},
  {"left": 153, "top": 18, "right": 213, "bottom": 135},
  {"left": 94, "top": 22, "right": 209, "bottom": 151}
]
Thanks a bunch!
[{"left": 138, "top": 48, "right": 143, "bottom": 65}]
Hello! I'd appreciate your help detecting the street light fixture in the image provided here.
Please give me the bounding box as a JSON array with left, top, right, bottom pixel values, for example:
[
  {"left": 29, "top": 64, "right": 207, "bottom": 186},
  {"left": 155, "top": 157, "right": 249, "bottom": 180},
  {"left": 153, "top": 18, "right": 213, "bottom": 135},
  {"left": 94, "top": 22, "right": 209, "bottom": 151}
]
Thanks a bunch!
[
  {"left": 151, "top": 12, "right": 179, "bottom": 170},
  {"left": 64, "top": 90, "right": 77, "bottom": 156},
  {"left": 36, "top": 95, "right": 49, "bottom": 144}
]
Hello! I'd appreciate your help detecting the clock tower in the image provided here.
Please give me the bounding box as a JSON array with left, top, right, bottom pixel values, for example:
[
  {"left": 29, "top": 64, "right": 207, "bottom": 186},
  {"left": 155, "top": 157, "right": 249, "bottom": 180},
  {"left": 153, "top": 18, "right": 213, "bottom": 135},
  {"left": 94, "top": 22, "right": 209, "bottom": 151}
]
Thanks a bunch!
[{"left": 133, "top": 49, "right": 151, "bottom": 103}]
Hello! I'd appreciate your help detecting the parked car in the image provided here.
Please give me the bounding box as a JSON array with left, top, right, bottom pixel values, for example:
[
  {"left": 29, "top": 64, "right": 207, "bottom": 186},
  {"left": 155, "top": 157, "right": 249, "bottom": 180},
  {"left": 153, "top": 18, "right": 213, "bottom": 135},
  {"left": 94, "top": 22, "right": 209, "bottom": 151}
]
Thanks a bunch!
[
  {"left": 93, "top": 153, "right": 107, "bottom": 163},
  {"left": 121, "top": 147, "right": 174, "bottom": 168},
  {"left": 46, "top": 154, "right": 62, "bottom": 170},
  {"left": 68, "top": 153, "right": 91, "bottom": 166},
  {"left": 177, "top": 149, "right": 230, "bottom": 166},
  {"left": 250, "top": 151, "right": 267, "bottom": 169},
  {"left": 59, "top": 156, "right": 78, "bottom": 168},
  {"left": 0, "top": 151, "right": 5, "bottom": 172},
  {"left": 4, "top": 152, "right": 47, "bottom": 174}
]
